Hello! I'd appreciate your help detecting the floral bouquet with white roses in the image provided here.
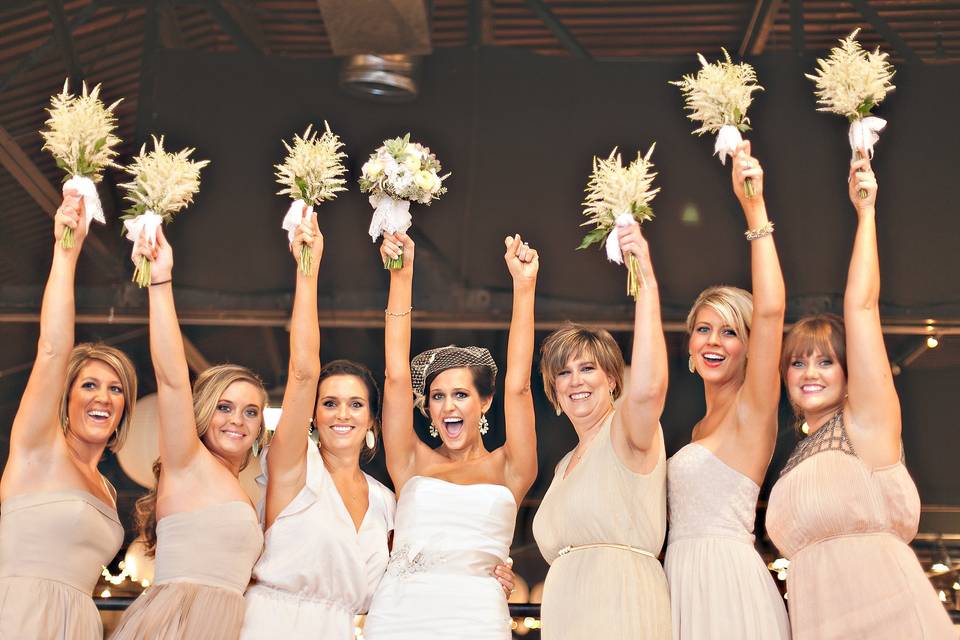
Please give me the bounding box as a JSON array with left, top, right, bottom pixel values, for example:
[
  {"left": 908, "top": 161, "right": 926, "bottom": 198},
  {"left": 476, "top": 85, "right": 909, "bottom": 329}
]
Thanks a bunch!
[
  {"left": 671, "top": 49, "right": 763, "bottom": 198},
  {"left": 275, "top": 122, "right": 348, "bottom": 276},
  {"left": 358, "top": 133, "right": 448, "bottom": 269},
  {"left": 40, "top": 79, "right": 122, "bottom": 249},
  {"left": 119, "top": 135, "right": 209, "bottom": 287},
  {"left": 579, "top": 144, "right": 659, "bottom": 300},
  {"left": 807, "top": 29, "right": 895, "bottom": 198}
]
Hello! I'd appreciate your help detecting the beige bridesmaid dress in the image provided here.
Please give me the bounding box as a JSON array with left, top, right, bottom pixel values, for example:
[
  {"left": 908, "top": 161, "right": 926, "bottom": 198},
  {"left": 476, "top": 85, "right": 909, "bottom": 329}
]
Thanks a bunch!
[
  {"left": 0, "top": 489, "right": 124, "bottom": 639},
  {"left": 766, "top": 410, "right": 954, "bottom": 639},
  {"left": 111, "top": 501, "right": 263, "bottom": 640},
  {"left": 533, "top": 412, "right": 671, "bottom": 639}
]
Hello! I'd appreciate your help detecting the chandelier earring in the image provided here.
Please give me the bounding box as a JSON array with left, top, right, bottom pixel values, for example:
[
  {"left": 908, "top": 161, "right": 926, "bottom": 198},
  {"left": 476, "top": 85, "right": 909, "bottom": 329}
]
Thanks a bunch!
[
  {"left": 365, "top": 429, "right": 376, "bottom": 450},
  {"left": 478, "top": 413, "right": 490, "bottom": 435},
  {"left": 688, "top": 354, "right": 696, "bottom": 373},
  {"left": 428, "top": 423, "right": 439, "bottom": 438}
]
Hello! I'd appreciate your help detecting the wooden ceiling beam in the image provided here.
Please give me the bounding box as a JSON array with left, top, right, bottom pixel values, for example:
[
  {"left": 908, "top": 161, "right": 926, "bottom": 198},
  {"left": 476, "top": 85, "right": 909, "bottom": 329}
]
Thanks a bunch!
[
  {"left": 46, "top": 0, "right": 84, "bottom": 83},
  {"left": 199, "top": 0, "right": 262, "bottom": 54},
  {"left": 522, "top": 0, "right": 591, "bottom": 59},
  {"left": 739, "top": 0, "right": 784, "bottom": 57},
  {"left": 849, "top": 0, "right": 922, "bottom": 65}
]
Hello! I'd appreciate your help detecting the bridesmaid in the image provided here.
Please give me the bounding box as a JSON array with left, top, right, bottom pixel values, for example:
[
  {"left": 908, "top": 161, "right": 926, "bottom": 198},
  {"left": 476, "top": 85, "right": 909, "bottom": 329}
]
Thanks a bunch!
[
  {"left": 111, "top": 227, "right": 265, "bottom": 639},
  {"left": 533, "top": 219, "right": 671, "bottom": 638},
  {"left": 0, "top": 190, "right": 137, "bottom": 639},
  {"left": 239, "top": 214, "right": 396, "bottom": 638},
  {"left": 664, "top": 142, "right": 790, "bottom": 639},
  {"left": 766, "top": 155, "right": 954, "bottom": 638}
]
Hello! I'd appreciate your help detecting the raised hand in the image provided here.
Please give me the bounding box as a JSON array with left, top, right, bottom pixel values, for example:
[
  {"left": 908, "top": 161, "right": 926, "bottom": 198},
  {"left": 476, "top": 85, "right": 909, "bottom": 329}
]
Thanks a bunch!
[
  {"left": 848, "top": 153, "right": 878, "bottom": 214},
  {"left": 54, "top": 188, "right": 86, "bottom": 248},
  {"left": 617, "top": 219, "right": 650, "bottom": 263},
  {"left": 291, "top": 208, "right": 323, "bottom": 273},
  {"left": 731, "top": 140, "right": 764, "bottom": 206},
  {"left": 503, "top": 234, "right": 539, "bottom": 288},
  {"left": 381, "top": 232, "right": 415, "bottom": 277},
  {"left": 132, "top": 225, "right": 173, "bottom": 284}
]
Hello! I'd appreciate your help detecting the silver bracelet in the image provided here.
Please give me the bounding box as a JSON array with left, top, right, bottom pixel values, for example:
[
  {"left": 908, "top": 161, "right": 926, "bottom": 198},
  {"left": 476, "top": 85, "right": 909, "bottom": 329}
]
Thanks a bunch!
[{"left": 744, "top": 221, "right": 774, "bottom": 241}]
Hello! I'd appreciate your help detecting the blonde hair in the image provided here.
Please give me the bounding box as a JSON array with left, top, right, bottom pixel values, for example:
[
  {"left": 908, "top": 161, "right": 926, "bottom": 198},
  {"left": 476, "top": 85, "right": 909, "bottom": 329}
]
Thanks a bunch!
[
  {"left": 686, "top": 286, "right": 754, "bottom": 345},
  {"left": 135, "top": 364, "right": 267, "bottom": 555},
  {"left": 540, "top": 324, "right": 624, "bottom": 414},
  {"left": 59, "top": 343, "right": 138, "bottom": 452}
]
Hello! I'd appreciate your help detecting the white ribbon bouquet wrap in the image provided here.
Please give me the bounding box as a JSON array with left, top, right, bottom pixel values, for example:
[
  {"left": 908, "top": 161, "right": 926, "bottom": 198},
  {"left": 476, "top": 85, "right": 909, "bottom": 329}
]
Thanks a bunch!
[
  {"left": 807, "top": 29, "right": 895, "bottom": 198},
  {"left": 40, "top": 79, "right": 122, "bottom": 249},
  {"left": 119, "top": 135, "right": 210, "bottom": 287},
  {"left": 671, "top": 49, "right": 763, "bottom": 198},
  {"left": 275, "top": 123, "right": 347, "bottom": 276},
  {"left": 579, "top": 144, "right": 659, "bottom": 300},
  {"left": 359, "top": 133, "right": 448, "bottom": 269}
]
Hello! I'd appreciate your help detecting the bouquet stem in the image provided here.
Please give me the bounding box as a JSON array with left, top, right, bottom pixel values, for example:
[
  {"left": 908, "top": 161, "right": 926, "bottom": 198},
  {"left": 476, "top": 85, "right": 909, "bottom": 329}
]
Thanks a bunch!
[
  {"left": 60, "top": 227, "right": 75, "bottom": 249},
  {"left": 855, "top": 150, "right": 868, "bottom": 199},
  {"left": 626, "top": 254, "right": 646, "bottom": 300},
  {"left": 384, "top": 253, "right": 403, "bottom": 270},
  {"left": 744, "top": 177, "right": 755, "bottom": 199},
  {"left": 299, "top": 245, "right": 313, "bottom": 277},
  {"left": 133, "top": 255, "right": 152, "bottom": 288}
]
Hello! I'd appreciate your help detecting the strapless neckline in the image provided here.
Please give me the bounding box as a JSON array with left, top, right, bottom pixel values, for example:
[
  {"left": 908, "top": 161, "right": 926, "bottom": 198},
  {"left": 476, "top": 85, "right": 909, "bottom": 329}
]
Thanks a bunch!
[{"left": 407, "top": 475, "right": 517, "bottom": 506}]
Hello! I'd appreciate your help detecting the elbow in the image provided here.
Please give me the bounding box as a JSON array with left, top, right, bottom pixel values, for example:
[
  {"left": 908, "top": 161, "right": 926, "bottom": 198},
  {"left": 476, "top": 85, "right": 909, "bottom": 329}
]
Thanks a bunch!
[
  {"left": 289, "top": 358, "right": 321, "bottom": 385},
  {"left": 754, "top": 299, "right": 786, "bottom": 321},
  {"left": 625, "top": 381, "right": 667, "bottom": 408}
]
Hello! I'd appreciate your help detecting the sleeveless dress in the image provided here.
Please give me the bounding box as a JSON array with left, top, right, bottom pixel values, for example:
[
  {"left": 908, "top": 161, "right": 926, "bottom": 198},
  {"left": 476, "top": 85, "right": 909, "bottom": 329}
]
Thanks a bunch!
[
  {"left": 664, "top": 443, "right": 790, "bottom": 639},
  {"left": 766, "top": 410, "right": 954, "bottom": 639},
  {"left": 0, "top": 489, "right": 124, "bottom": 639},
  {"left": 111, "top": 501, "right": 264, "bottom": 640},
  {"left": 240, "top": 441, "right": 396, "bottom": 639},
  {"left": 533, "top": 413, "right": 671, "bottom": 639},
  {"left": 362, "top": 475, "right": 516, "bottom": 639}
]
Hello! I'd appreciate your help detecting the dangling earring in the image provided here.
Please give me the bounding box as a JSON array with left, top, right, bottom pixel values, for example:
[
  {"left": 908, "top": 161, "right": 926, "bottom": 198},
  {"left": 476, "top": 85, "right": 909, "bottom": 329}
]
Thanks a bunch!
[
  {"left": 478, "top": 413, "right": 490, "bottom": 435},
  {"left": 609, "top": 387, "right": 615, "bottom": 405},
  {"left": 688, "top": 354, "right": 696, "bottom": 373},
  {"left": 555, "top": 406, "right": 562, "bottom": 417},
  {"left": 365, "top": 429, "right": 376, "bottom": 450},
  {"left": 429, "top": 423, "right": 439, "bottom": 438}
]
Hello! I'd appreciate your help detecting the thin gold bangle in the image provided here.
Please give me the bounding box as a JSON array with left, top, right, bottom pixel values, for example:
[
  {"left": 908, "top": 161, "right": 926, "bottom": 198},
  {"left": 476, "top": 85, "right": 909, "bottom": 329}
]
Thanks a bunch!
[{"left": 385, "top": 306, "right": 412, "bottom": 318}]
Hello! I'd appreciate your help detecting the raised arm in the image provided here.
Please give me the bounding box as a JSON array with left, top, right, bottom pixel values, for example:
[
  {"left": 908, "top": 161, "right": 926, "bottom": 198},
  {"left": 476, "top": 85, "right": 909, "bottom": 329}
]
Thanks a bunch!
[
  {"left": 733, "top": 141, "right": 785, "bottom": 441},
  {"left": 134, "top": 226, "right": 201, "bottom": 470},
  {"left": 10, "top": 190, "right": 86, "bottom": 454},
  {"left": 501, "top": 235, "right": 538, "bottom": 493},
  {"left": 380, "top": 232, "right": 426, "bottom": 487},
  {"left": 264, "top": 212, "right": 323, "bottom": 527},
  {"left": 613, "top": 222, "right": 667, "bottom": 454},
  {"left": 844, "top": 156, "right": 900, "bottom": 437}
]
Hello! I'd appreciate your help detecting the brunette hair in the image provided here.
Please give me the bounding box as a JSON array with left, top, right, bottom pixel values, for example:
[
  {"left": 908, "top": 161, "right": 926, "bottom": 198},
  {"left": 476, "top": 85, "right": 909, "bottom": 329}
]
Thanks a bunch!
[{"left": 317, "top": 359, "right": 381, "bottom": 461}]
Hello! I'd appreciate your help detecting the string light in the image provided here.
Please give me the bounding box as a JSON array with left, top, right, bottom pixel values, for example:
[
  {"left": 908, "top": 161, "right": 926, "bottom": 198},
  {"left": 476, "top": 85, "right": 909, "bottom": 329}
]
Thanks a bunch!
[{"left": 926, "top": 335, "right": 940, "bottom": 349}]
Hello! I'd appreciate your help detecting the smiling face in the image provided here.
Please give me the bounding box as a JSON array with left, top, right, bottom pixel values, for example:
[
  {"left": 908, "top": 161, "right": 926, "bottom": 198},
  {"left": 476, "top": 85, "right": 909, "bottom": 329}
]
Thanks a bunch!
[
  {"left": 427, "top": 367, "right": 492, "bottom": 451},
  {"left": 688, "top": 306, "right": 747, "bottom": 385},
  {"left": 785, "top": 349, "right": 847, "bottom": 419},
  {"left": 200, "top": 380, "right": 264, "bottom": 465},
  {"left": 314, "top": 374, "right": 375, "bottom": 459},
  {"left": 65, "top": 359, "right": 126, "bottom": 448},
  {"left": 553, "top": 351, "right": 615, "bottom": 423}
]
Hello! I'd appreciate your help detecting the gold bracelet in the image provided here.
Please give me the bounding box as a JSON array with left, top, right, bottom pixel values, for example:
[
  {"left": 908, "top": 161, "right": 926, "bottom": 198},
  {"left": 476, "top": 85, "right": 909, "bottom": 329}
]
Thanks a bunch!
[
  {"left": 744, "top": 221, "right": 774, "bottom": 241},
  {"left": 385, "top": 306, "right": 412, "bottom": 318}
]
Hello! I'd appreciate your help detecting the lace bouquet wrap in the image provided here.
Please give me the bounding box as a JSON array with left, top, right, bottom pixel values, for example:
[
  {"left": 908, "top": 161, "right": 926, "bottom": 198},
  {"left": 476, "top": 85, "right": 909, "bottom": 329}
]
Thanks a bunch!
[
  {"left": 119, "top": 135, "right": 209, "bottom": 287},
  {"left": 275, "top": 122, "right": 347, "bottom": 276},
  {"left": 40, "top": 80, "right": 122, "bottom": 248},
  {"left": 579, "top": 144, "right": 659, "bottom": 300},
  {"left": 806, "top": 29, "right": 895, "bottom": 198},
  {"left": 671, "top": 49, "right": 763, "bottom": 197},
  {"left": 358, "top": 133, "right": 448, "bottom": 269}
]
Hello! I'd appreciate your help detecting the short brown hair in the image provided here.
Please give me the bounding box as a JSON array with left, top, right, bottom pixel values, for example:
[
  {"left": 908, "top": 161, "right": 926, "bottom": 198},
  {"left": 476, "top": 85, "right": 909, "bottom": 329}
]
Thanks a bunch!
[
  {"left": 686, "top": 286, "right": 753, "bottom": 345},
  {"left": 540, "top": 324, "right": 624, "bottom": 413},
  {"left": 781, "top": 314, "right": 847, "bottom": 381},
  {"left": 59, "top": 343, "right": 138, "bottom": 452}
]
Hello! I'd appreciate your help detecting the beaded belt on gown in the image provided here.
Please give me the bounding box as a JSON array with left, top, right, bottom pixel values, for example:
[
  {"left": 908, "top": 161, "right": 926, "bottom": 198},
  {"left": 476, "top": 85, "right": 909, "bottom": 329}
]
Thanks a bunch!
[{"left": 557, "top": 543, "right": 656, "bottom": 559}]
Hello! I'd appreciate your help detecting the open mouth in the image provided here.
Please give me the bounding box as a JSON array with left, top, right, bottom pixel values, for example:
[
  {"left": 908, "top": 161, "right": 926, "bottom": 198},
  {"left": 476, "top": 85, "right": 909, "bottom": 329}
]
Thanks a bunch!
[
  {"left": 442, "top": 417, "right": 464, "bottom": 438},
  {"left": 330, "top": 424, "right": 355, "bottom": 436},
  {"left": 801, "top": 384, "right": 825, "bottom": 394},
  {"left": 702, "top": 353, "right": 726, "bottom": 367},
  {"left": 221, "top": 428, "right": 247, "bottom": 440},
  {"left": 87, "top": 409, "right": 111, "bottom": 423},
  {"left": 569, "top": 392, "right": 591, "bottom": 402}
]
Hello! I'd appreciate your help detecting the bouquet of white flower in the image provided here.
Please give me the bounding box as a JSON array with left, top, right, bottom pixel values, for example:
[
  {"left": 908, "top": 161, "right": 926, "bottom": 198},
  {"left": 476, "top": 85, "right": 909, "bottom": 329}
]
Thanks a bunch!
[
  {"left": 119, "top": 135, "right": 209, "bottom": 287},
  {"left": 579, "top": 144, "right": 659, "bottom": 299},
  {"left": 807, "top": 29, "right": 895, "bottom": 198},
  {"left": 671, "top": 49, "right": 763, "bottom": 197},
  {"left": 275, "top": 122, "right": 348, "bottom": 276},
  {"left": 358, "top": 133, "right": 448, "bottom": 269},
  {"left": 40, "top": 80, "right": 122, "bottom": 248}
]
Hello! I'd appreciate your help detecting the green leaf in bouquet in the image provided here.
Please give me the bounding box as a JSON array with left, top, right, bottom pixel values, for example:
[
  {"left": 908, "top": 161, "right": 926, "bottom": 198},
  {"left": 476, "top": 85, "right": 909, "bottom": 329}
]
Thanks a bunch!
[{"left": 577, "top": 226, "right": 609, "bottom": 250}]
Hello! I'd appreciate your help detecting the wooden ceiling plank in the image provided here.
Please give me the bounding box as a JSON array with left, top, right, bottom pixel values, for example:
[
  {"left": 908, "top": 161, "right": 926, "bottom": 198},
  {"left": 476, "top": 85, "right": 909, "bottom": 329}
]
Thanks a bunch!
[
  {"left": 739, "top": 0, "right": 785, "bottom": 56},
  {"left": 849, "top": 0, "right": 923, "bottom": 64},
  {"left": 522, "top": 0, "right": 591, "bottom": 59},
  {"left": 46, "top": 0, "right": 84, "bottom": 83}
]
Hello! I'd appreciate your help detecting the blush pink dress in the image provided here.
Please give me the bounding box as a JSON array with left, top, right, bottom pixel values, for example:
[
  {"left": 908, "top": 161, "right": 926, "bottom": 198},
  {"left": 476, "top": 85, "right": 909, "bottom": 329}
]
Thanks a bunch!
[{"left": 766, "top": 410, "right": 953, "bottom": 639}]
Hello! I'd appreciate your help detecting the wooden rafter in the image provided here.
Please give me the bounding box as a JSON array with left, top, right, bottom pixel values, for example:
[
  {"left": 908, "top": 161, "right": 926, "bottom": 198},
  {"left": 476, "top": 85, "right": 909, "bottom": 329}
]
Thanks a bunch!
[
  {"left": 739, "top": 0, "right": 784, "bottom": 57},
  {"left": 849, "top": 0, "right": 922, "bottom": 65},
  {"left": 46, "top": 0, "right": 84, "bottom": 82},
  {"left": 523, "top": 0, "right": 591, "bottom": 60}
]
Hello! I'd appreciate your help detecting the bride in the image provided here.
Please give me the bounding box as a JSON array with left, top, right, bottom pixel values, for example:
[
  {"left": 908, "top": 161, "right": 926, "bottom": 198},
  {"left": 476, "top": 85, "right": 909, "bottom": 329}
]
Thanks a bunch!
[{"left": 361, "top": 232, "right": 538, "bottom": 639}]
